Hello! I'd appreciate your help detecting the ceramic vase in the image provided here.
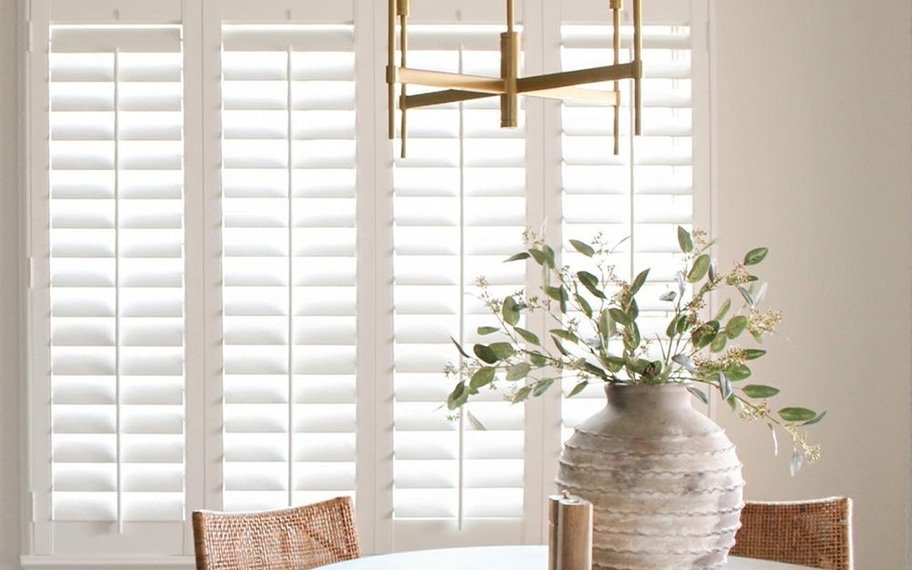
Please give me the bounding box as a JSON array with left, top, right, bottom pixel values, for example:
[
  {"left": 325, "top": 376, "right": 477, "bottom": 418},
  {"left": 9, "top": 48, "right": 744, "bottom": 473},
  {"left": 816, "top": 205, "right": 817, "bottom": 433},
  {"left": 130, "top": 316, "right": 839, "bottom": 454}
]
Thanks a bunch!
[{"left": 557, "top": 383, "right": 744, "bottom": 570}]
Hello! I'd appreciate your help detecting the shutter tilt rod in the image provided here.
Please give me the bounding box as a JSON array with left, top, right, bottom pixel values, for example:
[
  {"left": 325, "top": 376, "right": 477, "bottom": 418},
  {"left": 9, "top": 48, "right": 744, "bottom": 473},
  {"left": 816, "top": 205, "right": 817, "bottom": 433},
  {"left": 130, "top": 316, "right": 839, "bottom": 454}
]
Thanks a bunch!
[{"left": 387, "top": 0, "right": 643, "bottom": 156}]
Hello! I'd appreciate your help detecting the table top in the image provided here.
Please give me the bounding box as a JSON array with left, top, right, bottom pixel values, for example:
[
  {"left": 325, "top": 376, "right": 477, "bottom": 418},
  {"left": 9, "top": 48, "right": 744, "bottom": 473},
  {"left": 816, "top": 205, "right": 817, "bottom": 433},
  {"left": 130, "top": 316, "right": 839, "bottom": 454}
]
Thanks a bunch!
[{"left": 321, "top": 545, "right": 812, "bottom": 570}]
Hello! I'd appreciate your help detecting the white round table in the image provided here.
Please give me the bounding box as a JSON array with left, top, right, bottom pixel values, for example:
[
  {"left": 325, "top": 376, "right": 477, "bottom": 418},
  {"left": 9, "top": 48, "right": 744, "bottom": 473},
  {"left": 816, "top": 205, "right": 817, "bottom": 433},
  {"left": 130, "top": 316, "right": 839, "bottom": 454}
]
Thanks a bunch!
[{"left": 321, "top": 545, "right": 812, "bottom": 570}]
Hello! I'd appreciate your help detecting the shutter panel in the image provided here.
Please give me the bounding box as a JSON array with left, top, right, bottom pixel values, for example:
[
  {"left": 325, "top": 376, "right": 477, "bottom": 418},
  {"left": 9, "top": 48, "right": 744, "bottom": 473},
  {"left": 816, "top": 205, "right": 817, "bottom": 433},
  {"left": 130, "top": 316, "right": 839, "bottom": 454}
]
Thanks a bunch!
[
  {"left": 48, "top": 24, "right": 185, "bottom": 529},
  {"left": 560, "top": 23, "right": 696, "bottom": 436},
  {"left": 221, "top": 24, "right": 358, "bottom": 512},
  {"left": 391, "top": 25, "right": 527, "bottom": 538}
]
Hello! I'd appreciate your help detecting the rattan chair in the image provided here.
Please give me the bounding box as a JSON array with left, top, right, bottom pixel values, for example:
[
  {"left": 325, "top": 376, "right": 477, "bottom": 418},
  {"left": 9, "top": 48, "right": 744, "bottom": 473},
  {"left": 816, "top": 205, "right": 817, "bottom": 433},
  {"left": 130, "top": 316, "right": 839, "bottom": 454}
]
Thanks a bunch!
[
  {"left": 192, "top": 496, "right": 361, "bottom": 570},
  {"left": 730, "top": 497, "right": 853, "bottom": 570}
]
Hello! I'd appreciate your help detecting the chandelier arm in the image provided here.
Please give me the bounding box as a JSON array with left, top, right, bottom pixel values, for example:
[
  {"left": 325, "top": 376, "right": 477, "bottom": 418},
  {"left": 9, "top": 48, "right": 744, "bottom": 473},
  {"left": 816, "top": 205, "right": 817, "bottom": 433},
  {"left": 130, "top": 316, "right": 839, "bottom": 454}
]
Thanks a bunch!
[
  {"left": 519, "top": 86, "right": 618, "bottom": 106},
  {"left": 516, "top": 63, "right": 637, "bottom": 93},
  {"left": 399, "top": 68, "right": 505, "bottom": 93},
  {"left": 403, "top": 90, "right": 494, "bottom": 110}
]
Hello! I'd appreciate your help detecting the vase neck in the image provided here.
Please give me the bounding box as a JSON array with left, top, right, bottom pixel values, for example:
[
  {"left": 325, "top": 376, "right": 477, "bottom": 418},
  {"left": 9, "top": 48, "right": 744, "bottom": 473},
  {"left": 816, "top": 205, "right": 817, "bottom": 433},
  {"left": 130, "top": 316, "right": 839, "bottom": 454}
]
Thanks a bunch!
[{"left": 604, "top": 383, "right": 692, "bottom": 412}]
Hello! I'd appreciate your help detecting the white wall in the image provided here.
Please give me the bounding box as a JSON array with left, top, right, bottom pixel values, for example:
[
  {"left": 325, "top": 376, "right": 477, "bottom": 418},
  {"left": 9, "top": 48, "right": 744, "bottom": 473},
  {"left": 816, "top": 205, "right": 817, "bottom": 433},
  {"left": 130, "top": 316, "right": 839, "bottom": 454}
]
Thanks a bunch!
[
  {"left": 0, "top": 0, "right": 22, "bottom": 568},
  {"left": 713, "top": 1, "right": 912, "bottom": 569}
]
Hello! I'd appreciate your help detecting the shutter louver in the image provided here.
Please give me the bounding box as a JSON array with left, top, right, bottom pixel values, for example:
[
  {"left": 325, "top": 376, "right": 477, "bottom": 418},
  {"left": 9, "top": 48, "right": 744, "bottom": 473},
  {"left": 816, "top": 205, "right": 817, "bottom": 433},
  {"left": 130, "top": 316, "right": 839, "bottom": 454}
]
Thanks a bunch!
[
  {"left": 560, "top": 24, "right": 695, "bottom": 438},
  {"left": 48, "top": 24, "right": 185, "bottom": 529},
  {"left": 392, "top": 26, "right": 527, "bottom": 527},
  {"left": 221, "top": 24, "right": 358, "bottom": 512}
]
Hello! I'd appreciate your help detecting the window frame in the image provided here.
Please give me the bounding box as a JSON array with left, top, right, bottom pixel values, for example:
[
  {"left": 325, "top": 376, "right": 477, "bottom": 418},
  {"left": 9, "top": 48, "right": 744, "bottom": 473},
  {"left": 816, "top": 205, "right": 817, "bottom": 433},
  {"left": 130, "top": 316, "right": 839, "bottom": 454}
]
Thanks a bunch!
[{"left": 21, "top": 0, "right": 711, "bottom": 565}]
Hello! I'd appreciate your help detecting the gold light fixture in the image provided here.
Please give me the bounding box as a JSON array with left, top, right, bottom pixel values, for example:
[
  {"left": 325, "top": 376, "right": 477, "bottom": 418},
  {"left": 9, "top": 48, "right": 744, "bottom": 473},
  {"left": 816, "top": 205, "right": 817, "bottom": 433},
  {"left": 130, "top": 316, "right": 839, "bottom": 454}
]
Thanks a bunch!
[{"left": 387, "top": 0, "right": 643, "bottom": 157}]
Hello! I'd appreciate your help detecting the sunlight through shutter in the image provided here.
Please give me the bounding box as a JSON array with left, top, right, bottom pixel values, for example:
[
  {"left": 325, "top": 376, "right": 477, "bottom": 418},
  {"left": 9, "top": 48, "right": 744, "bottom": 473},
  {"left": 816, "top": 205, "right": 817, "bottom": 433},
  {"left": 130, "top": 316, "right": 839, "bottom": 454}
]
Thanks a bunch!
[
  {"left": 48, "top": 25, "right": 185, "bottom": 524},
  {"left": 391, "top": 25, "right": 527, "bottom": 534},
  {"left": 221, "top": 24, "right": 358, "bottom": 512}
]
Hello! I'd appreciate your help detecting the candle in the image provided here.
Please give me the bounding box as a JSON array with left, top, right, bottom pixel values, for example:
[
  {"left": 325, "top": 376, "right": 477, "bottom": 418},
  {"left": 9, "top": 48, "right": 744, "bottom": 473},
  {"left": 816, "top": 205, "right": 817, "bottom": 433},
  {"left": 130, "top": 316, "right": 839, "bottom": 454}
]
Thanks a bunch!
[{"left": 557, "top": 494, "right": 593, "bottom": 570}]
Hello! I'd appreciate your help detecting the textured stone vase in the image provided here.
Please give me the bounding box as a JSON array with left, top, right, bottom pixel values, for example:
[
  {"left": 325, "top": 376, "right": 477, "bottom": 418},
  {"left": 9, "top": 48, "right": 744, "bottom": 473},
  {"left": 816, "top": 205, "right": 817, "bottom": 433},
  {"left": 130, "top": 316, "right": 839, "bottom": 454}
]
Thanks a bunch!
[{"left": 557, "top": 383, "right": 744, "bottom": 570}]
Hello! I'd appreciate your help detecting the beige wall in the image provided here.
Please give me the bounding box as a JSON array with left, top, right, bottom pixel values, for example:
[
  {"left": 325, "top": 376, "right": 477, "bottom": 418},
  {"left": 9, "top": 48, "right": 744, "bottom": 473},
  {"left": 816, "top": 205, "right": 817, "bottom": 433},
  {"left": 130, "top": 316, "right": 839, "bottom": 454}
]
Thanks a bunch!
[
  {"left": 0, "top": 0, "right": 22, "bottom": 568},
  {"left": 713, "top": 0, "right": 912, "bottom": 568}
]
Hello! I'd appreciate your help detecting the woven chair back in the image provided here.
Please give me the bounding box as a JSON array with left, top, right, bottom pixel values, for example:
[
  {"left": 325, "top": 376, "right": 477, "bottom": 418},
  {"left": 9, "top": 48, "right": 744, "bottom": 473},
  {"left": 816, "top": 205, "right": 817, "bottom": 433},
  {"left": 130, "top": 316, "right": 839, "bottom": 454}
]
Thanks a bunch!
[
  {"left": 730, "top": 497, "right": 853, "bottom": 570},
  {"left": 193, "top": 496, "right": 361, "bottom": 570}
]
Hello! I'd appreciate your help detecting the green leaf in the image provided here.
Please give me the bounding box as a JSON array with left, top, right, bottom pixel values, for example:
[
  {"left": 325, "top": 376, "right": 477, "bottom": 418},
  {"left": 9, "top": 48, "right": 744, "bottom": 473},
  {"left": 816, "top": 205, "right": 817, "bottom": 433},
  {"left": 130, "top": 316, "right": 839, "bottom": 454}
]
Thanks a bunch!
[
  {"left": 677, "top": 226, "right": 694, "bottom": 254},
  {"left": 550, "top": 329, "right": 579, "bottom": 343},
  {"left": 710, "top": 333, "right": 728, "bottom": 353},
  {"left": 529, "top": 247, "right": 552, "bottom": 268},
  {"left": 676, "top": 315, "right": 692, "bottom": 334},
  {"left": 511, "top": 385, "right": 532, "bottom": 404},
  {"left": 489, "top": 342, "right": 515, "bottom": 360},
  {"left": 744, "top": 247, "right": 769, "bottom": 266},
  {"left": 630, "top": 269, "right": 650, "bottom": 296},
  {"left": 477, "top": 326, "right": 500, "bottom": 335},
  {"left": 575, "top": 294, "right": 593, "bottom": 318},
  {"left": 609, "top": 308, "right": 630, "bottom": 326},
  {"left": 473, "top": 344, "right": 497, "bottom": 364},
  {"left": 532, "top": 378, "right": 555, "bottom": 397},
  {"left": 567, "top": 381, "right": 589, "bottom": 398},
  {"left": 691, "top": 321, "right": 720, "bottom": 349},
  {"left": 744, "top": 348, "right": 767, "bottom": 360},
  {"left": 504, "top": 252, "right": 530, "bottom": 263},
  {"left": 672, "top": 353, "right": 696, "bottom": 372},
  {"left": 514, "top": 327, "right": 541, "bottom": 346},
  {"left": 546, "top": 285, "right": 569, "bottom": 313},
  {"left": 686, "top": 254, "right": 711, "bottom": 282},
  {"left": 778, "top": 407, "right": 818, "bottom": 422},
  {"left": 604, "top": 354, "right": 627, "bottom": 368},
  {"left": 768, "top": 423, "right": 779, "bottom": 456},
  {"left": 790, "top": 448, "right": 803, "bottom": 477},
  {"left": 742, "top": 384, "right": 780, "bottom": 398},
  {"left": 469, "top": 366, "right": 496, "bottom": 389},
  {"left": 659, "top": 290, "right": 677, "bottom": 302},
  {"left": 725, "top": 363, "right": 752, "bottom": 381},
  {"left": 738, "top": 285, "right": 755, "bottom": 307},
  {"left": 447, "top": 382, "right": 468, "bottom": 410},
  {"left": 502, "top": 296, "right": 521, "bottom": 326},
  {"left": 687, "top": 385, "right": 709, "bottom": 405},
  {"left": 569, "top": 239, "right": 595, "bottom": 257},
  {"left": 451, "top": 337, "right": 471, "bottom": 359},
  {"left": 577, "top": 271, "right": 606, "bottom": 299},
  {"left": 599, "top": 309, "right": 616, "bottom": 339},
  {"left": 802, "top": 410, "right": 828, "bottom": 426},
  {"left": 666, "top": 315, "right": 682, "bottom": 338},
  {"left": 719, "top": 372, "right": 733, "bottom": 401},
  {"left": 714, "top": 298, "right": 732, "bottom": 322},
  {"left": 624, "top": 323, "right": 642, "bottom": 352},
  {"left": 551, "top": 336, "right": 571, "bottom": 357},
  {"left": 628, "top": 298, "right": 639, "bottom": 320},
  {"left": 725, "top": 315, "right": 749, "bottom": 338},
  {"left": 465, "top": 409, "right": 486, "bottom": 430},
  {"left": 530, "top": 352, "right": 548, "bottom": 367},
  {"left": 506, "top": 362, "right": 532, "bottom": 381}
]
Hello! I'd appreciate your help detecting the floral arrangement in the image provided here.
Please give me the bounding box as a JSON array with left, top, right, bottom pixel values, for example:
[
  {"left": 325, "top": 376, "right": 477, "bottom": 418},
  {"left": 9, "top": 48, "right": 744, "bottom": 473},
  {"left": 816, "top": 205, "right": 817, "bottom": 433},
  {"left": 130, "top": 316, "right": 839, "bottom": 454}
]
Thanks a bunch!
[{"left": 445, "top": 227, "right": 824, "bottom": 474}]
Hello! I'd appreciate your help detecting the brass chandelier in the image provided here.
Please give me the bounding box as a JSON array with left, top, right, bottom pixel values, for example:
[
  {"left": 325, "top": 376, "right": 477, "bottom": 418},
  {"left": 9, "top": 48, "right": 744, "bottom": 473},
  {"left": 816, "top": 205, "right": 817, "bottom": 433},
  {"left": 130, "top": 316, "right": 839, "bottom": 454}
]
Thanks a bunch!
[{"left": 387, "top": 0, "right": 643, "bottom": 157}]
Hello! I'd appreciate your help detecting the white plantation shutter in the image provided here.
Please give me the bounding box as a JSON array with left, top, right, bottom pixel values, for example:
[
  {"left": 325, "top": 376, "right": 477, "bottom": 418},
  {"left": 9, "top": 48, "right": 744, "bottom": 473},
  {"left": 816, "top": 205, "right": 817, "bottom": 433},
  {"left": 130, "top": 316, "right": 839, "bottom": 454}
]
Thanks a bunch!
[
  {"left": 559, "top": 21, "right": 699, "bottom": 436},
  {"left": 220, "top": 24, "right": 358, "bottom": 513},
  {"left": 392, "top": 25, "right": 527, "bottom": 543},
  {"left": 26, "top": 0, "right": 708, "bottom": 560},
  {"left": 46, "top": 22, "right": 186, "bottom": 551}
]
